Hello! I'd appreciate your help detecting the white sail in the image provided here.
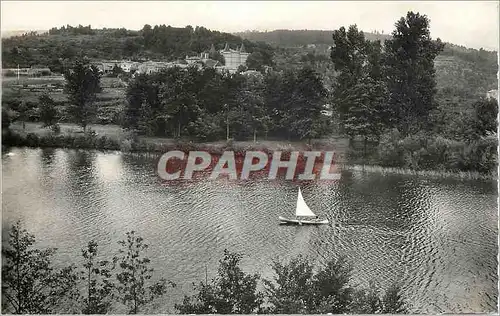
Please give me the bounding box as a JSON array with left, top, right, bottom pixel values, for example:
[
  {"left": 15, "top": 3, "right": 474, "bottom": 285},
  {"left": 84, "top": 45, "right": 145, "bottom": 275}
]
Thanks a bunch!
[{"left": 295, "top": 187, "right": 316, "bottom": 217}]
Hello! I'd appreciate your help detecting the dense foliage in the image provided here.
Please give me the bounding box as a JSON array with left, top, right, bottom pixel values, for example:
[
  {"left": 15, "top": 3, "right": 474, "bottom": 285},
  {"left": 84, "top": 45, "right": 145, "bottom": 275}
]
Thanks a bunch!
[
  {"left": 175, "top": 250, "right": 263, "bottom": 314},
  {"left": 236, "top": 29, "right": 391, "bottom": 47},
  {"left": 177, "top": 253, "right": 408, "bottom": 314},
  {"left": 63, "top": 59, "right": 102, "bottom": 131},
  {"left": 122, "top": 65, "right": 328, "bottom": 141},
  {"left": 327, "top": 12, "right": 497, "bottom": 173}
]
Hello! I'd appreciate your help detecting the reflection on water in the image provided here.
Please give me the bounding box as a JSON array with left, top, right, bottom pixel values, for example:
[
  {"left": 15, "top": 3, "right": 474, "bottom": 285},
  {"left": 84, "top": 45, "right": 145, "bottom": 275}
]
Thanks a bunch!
[{"left": 2, "top": 147, "right": 498, "bottom": 313}]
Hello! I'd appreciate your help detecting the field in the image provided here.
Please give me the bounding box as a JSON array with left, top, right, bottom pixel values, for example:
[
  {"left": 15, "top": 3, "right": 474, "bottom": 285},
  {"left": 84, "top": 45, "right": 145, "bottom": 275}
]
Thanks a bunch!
[{"left": 2, "top": 75, "right": 126, "bottom": 124}]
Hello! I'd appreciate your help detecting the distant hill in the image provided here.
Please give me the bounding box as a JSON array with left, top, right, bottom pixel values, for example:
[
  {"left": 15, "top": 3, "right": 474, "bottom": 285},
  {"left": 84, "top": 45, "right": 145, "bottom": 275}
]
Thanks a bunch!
[
  {"left": 1, "top": 30, "right": 48, "bottom": 38},
  {"left": 235, "top": 29, "right": 498, "bottom": 106},
  {"left": 234, "top": 29, "right": 391, "bottom": 47},
  {"left": 1, "top": 25, "right": 274, "bottom": 71}
]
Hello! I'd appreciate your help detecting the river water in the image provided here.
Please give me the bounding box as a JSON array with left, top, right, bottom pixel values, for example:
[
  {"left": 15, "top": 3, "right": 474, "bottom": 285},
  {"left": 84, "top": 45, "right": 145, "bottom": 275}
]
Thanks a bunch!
[{"left": 2, "top": 147, "right": 498, "bottom": 313}]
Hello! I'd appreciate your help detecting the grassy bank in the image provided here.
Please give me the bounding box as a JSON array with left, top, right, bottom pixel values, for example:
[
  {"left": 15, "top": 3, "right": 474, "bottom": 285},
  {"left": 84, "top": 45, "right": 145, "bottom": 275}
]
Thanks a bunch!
[
  {"left": 3, "top": 122, "right": 496, "bottom": 180},
  {"left": 3, "top": 122, "right": 349, "bottom": 155},
  {"left": 342, "top": 164, "right": 496, "bottom": 181}
]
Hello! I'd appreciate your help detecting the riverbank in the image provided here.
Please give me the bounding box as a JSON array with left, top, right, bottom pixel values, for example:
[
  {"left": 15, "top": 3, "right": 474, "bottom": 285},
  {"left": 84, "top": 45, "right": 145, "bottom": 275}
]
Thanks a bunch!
[
  {"left": 2, "top": 122, "right": 496, "bottom": 180},
  {"left": 343, "top": 164, "right": 497, "bottom": 181},
  {"left": 3, "top": 122, "right": 350, "bottom": 153}
]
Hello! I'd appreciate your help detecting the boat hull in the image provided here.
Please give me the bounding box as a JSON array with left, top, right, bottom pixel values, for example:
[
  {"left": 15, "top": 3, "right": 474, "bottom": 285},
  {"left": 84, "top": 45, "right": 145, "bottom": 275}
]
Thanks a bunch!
[{"left": 279, "top": 216, "right": 329, "bottom": 225}]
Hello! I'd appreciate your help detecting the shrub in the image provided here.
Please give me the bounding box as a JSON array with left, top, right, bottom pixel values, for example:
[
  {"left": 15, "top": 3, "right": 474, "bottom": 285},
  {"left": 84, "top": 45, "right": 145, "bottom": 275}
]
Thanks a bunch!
[
  {"left": 120, "top": 139, "right": 133, "bottom": 152},
  {"left": 376, "top": 129, "right": 405, "bottom": 167},
  {"left": 176, "top": 250, "right": 263, "bottom": 314}
]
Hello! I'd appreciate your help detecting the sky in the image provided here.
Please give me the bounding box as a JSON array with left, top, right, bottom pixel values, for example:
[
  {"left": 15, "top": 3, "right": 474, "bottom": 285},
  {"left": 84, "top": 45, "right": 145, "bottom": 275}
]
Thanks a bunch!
[{"left": 1, "top": 1, "right": 499, "bottom": 50}]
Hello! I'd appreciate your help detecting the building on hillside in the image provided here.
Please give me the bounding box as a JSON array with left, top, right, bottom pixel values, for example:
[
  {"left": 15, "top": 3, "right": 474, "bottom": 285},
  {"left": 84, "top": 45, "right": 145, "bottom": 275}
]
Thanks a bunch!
[
  {"left": 134, "top": 61, "right": 190, "bottom": 75},
  {"left": 136, "top": 61, "right": 169, "bottom": 75},
  {"left": 486, "top": 89, "right": 498, "bottom": 101},
  {"left": 186, "top": 52, "right": 209, "bottom": 65},
  {"left": 240, "top": 70, "right": 262, "bottom": 78},
  {"left": 220, "top": 43, "right": 250, "bottom": 73},
  {"left": 119, "top": 61, "right": 139, "bottom": 73},
  {"left": 185, "top": 51, "right": 220, "bottom": 69},
  {"left": 27, "top": 66, "right": 51, "bottom": 76},
  {"left": 92, "top": 60, "right": 121, "bottom": 74},
  {"left": 91, "top": 60, "right": 141, "bottom": 74}
]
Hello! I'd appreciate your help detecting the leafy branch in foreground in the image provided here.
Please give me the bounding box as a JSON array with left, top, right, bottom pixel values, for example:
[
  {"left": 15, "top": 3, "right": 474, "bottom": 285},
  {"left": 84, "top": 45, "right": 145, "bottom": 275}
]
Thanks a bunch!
[
  {"left": 1, "top": 221, "right": 79, "bottom": 314},
  {"left": 80, "top": 240, "right": 114, "bottom": 314},
  {"left": 112, "top": 231, "right": 175, "bottom": 314}
]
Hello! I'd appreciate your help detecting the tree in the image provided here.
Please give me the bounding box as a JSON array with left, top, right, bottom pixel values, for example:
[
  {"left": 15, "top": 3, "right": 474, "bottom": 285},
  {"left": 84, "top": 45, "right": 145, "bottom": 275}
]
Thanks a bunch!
[
  {"left": 213, "top": 250, "right": 263, "bottom": 314},
  {"left": 209, "top": 50, "right": 225, "bottom": 66},
  {"left": 381, "top": 284, "right": 408, "bottom": 313},
  {"left": 471, "top": 97, "right": 498, "bottom": 138},
  {"left": 329, "top": 24, "right": 394, "bottom": 143},
  {"left": 80, "top": 241, "right": 114, "bottom": 314},
  {"left": 236, "top": 73, "right": 267, "bottom": 141},
  {"left": 246, "top": 51, "right": 265, "bottom": 72},
  {"left": 263, "top": 255, "right": 316, "bottom": 314},
  {"left": 64, "top": 59, "right": 102, "bottom": 132},
  {"left": 342, "top": 78, "right": 389, "bottom": 147},
  {"left": 2, "top": 107, "right": 16, "bottom": 131},
  {"left": 350, "top": 281, "right": 382, "bottom": 313},
  {"left": 176, "top": 250, "right": 263, "bottom": 314},
  {"left": 287, "top": 67, "right": 327, "bottom": 141},
  {"left": 13, "top": 101, "right": 35, "bottom": 130},
  {"left": 111, "top": 64, "right": 124, "bottom": 77},
  {"left": 382, "top": 11, "right": 445, "bottom": 135},
  {"left": 123, "top": 73, "right": 148, "bottom": 133},
  {"left": 330, "top": 25, "right": 368, "bottom": 88},
  {"left": 112, "top": 231, "right": 175, "bottom": 314},
  {"left": 1, "top": 221, "right": 79, "bottom": 314},
  {"left": 38, "top": 94, "right": 59, "bottom": 128},
  {"left": 311, "top": 256, "right": 354, "bottom": 314}
]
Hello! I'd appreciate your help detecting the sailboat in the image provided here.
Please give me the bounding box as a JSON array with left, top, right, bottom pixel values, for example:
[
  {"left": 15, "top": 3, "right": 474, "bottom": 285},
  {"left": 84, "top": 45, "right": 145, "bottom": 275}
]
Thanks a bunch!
[{"left": 279, "top": 187, "right": 329, "bottom": 225}]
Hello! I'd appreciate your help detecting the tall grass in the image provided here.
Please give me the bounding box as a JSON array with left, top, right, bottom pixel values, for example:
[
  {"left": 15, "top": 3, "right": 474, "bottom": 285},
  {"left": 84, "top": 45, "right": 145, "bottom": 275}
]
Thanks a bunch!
[{"left": 341, "top": 164, "right": 496, "bottom": 180}]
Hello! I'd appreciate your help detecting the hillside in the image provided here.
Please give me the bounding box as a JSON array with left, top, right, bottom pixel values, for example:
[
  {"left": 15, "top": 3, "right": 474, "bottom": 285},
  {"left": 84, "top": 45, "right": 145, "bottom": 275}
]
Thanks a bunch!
[
  {"left": 1, "top": 25, "right": 274, "bottom": 72},
  {"left": 236, "top": 29, "right": 498, "bottom": 107},
  {"left": 234, "top": 29, "right": 391, "bottom": 47},
  {"left": 1, "top": 30, "right": 48, "bottom": 38}
]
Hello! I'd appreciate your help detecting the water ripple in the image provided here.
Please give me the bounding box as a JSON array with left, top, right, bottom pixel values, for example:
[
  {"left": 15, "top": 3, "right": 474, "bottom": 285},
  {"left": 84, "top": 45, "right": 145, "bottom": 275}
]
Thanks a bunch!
[{"left": 1, "top": 148, "right": 497, "bottom": 313}]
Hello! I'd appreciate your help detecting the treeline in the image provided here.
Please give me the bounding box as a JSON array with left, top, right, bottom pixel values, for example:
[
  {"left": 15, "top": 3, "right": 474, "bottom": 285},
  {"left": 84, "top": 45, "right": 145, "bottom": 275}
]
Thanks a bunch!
[
  {"left": 48, "top": 24, "right": 99, "bottom": 36},
  {"left": 122, "top": 65, "right": 330, "bottom": 141},
  {"left": 236, "top": 29, "right": 391, "bottom": 47},
  {"left": 326, "top": 12, "right": 497, "bottom": 174},
  {"left": 1, "top": 222, "right": 408, "bottom": 314},
  {"left": 1, "top": 24, "right": 274, "bottom": 72}
]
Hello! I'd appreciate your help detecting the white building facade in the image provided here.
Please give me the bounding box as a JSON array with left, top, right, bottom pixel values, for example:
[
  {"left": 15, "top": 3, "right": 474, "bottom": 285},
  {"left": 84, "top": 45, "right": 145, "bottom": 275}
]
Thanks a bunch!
[{"left": 220, "top": 43, "right": 250, "bottom": 72}]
